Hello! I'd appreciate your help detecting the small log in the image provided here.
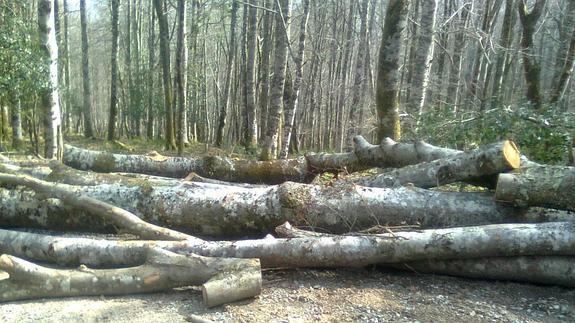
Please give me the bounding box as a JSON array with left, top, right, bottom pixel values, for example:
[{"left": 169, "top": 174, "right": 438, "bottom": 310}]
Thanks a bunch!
[
  {"left": 0, "top": 172, "right": 197, "bottom": 241},
  {"left": 496, "top": 166, "right": 575, "bottom": 212},
  {"left": 361, "top": 141, "right": 520, "bottom": 188},
  {"left": 1, "top": 222, "right": 574, "bottom": 269},
  {"left": 0, "top": 248, "right": 261, "bottom": 305},
  {"left": 396, "top": 256, "right": 575, "bottom": 287}
]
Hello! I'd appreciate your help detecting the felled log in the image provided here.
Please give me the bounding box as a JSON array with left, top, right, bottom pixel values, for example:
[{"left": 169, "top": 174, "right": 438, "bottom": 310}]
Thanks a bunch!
[
  {"left": 360, "top": 141, "right": 520, "bottom": 188},
  {"left": 395, "top": 257, "right": 575, "bottom": 287},
  {"left": 63, "top": 137, "right": 534, "bottom": 184},
  {"left": 1, "top": 177, "right": 570, "bottom": 237},
  {"left": 0, "top": 172, "right": 198, "bottom": 241},
  {"left": 1, "top": 222, "right": 574, "bottom": 269},
  {"left": 496, "top": 166, "right": 575, "bottom": 212},
  {"left": 275, "top": 222, "right": 575, "bottom": 287},
  {"left": 0, "top": 247, "right": 261, "bottom": 305}
]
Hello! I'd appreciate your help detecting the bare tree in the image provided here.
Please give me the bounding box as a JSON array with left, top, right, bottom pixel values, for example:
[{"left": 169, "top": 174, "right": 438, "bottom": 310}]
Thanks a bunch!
[
  {"left": 107, "top": 0, "right": 119, "bottom": 141},
  {"left": 176, "top": 0, "right": 189, "bottom": 155},
  {"left": 80, "top": 0, "right": 94, "bottom": 138},
  {"left": 243, "top": 0, "right": 258, "bottom": 151},
  {"left": 376, "top": 0, "right": 408, "bottom": 141}
]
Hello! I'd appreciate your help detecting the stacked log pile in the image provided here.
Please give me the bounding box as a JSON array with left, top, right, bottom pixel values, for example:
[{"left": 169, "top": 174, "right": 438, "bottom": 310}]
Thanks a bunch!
[{"left": 0, "top": 136, "right": 573, "bottom": 306}]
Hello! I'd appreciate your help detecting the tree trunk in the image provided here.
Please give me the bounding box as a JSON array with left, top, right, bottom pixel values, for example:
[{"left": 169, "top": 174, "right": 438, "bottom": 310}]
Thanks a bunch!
[
  {"left": 550, "top": 29, "right": 575, "bottom": 104},
  {"left": 517, "top": 0, "right": 546, "bottom": 109},
  {"left": 215, "top": 0, "right": 238, "bottom": 147},
  {"left": 279, "top": 0, "right": 309, "bottom": 159},
  {"left": 38, "top": 0, "right": 63, "bottom": 160},
  {"left": 10, "top": 94, "right": 23, "bottom": 149},
  {"left": 492, "top": 0, "right": 515, "bottom": 101},
  {"left": 153, "top": 0, "right": 176, "bottom": 150},
  {"left": 147, "top": 2, "right": 155, "bottom": 140},
  {"left": 80, "top": 0, "right": 94, "bottom": 138},
  {"left": 258, "top": 0, "right": 274, "bottom": 141},
  {"left": 496, "top": 166, "right": 575, "bottom": 212},
  {"left": 242, "top": 0, "right": 258, "bottom": 151},
  {"left": 376, "top": 0, "right": 408, "bottom": 141},
  {"left": 62, "top": 0, "right": 72, "bottom": 134},
  {"left": 176, "top": 0, "right": 188, "bottom": 155},
  {"left": 406, "top": 0, "right": 436, "bottom": 116},
  {"left": 107, "top": 0, "right": 120, "bottom": 141},
  {"left": 0, "top": 171, "right": 568, "bottom": 238},
  {"left": 260, "top": 0, "right": 290, "bottom": 160}
]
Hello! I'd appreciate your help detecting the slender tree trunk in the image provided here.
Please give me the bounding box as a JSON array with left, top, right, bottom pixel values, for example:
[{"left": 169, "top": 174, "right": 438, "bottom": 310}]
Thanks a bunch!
[
  {"left": 279, "top": 0, "right": 309, "bottom": 159},
  {"left": 550, "top": 29, "right": 575, "bottom": 104},
  {"left": 260, "top": 0, "right": 291, "bottom": 160},
  {"left": 492, "top": 0, "right": 515, "bottom": 101},
  {"left": 80, "top": 0, "right": 94, "bottom": 138},
  {"left": 176, "top": 0, "right": 188, "bottom": 155},
  {"left": 345, "top": 0, "right": 369, "bottom": 149},
  {"left": 517, "top": 0, "right": 547, "bottom": 109},
  {"left": 10, "top": 93, "right": 23, "bottom": 149},
  {"left": 153, "top": 0, "right": 176, "bottom": 150},
  {"left": 243, "top": 0, "right": 258, "bottom": 151},
  {"left": 147, "top": 1, "right": 155, "bottom": 140},
  {"left": 62, "top": 0, "right": 71, "bottom": 134},
  {"left": 258, "top": 0, "right": 273, "bottom": 141},
  {"left": 215, "top": 0, "right": 239, "bottom": 147},
  {"left": 552, "top": 0, "right": 575, "bottom": 91},
  {"left": 38, "top": 0, "right": 63, "bottom": 160},
  {"left": 446, "top": 3, "right": 470, "bottom": 113},
  {"left": 376, "top": 0, "right": 408, "bottom": 141},
  {"left": 107, "top": 0, "right": 120, "bottom": 141}
]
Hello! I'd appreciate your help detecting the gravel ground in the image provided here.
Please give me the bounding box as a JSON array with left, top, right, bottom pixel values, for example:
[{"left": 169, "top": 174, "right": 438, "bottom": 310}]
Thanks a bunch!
[{"left": 1, "top": 267, "right": 574, "bottom": 322}]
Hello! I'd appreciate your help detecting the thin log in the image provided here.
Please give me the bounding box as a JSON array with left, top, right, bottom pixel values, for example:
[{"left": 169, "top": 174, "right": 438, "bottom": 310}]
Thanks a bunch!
[
  {"left": 0, "top": 179, "right": 571, "bottom": 237},
  {"left": 360, "top": 140, "right": 520, "bottom": 188},
  {"left": 63, "top": 137, "right": 537, "bottom": 184},
  {"left": 1, "top": 222, "right": 574, "bottom": 268},
  {"left": 0, "top": 248, "right": 261, "bottom": 305},
  {"left": 276, "top": 222, "right": 575, "bottom": 287},
  {"left": 0, "top": 172, "right": 197, "bottom": 241},
  {"left": 496, "top": 166, "right": 575, "bottom": 212}
]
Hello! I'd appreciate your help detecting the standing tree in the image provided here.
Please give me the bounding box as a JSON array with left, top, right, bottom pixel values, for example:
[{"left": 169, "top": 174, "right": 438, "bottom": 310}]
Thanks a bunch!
[
  {"left": 80, "top": 0, "right": 94, "bottom": 138},
  {"left": 243, "top": 0, "right": 258, "bottom": 151},
  {"left": 37, "top": 0, "right": 63, "bottom": 159},
  {"left": 176, "top": 0, "right": 189, "bottom": 155},
  {"left": 153, "top": 0, "right": 177, "bottom": 150},
  {"left": 215, "top": 0, "right": 239, "bottom": 147},
  {"left": 280, "top": 0, "right": 310, "bottom": 159},
  {"left": 261, "top": 0, "right": 291, "bottom": 161},
  {"left": 517, "top": 0, "right": 547, "bottom": 109},
  {"left": 107, "top": 0, "right": 119, "bottom": 141},
  {"left": 376, "top": 0, "right": 408, "bottom": 141}
]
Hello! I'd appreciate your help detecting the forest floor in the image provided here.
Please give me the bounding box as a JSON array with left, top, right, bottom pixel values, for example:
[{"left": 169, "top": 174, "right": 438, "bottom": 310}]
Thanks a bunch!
[
  {"left": 1, "top": 267, "right": 574, "bottom": 322},
  {"left": 1, "top": 138, "right": 574, "bottom": 322}
]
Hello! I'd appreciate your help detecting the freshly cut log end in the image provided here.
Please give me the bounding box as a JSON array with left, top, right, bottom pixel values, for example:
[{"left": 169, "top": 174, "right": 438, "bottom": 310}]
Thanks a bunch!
[{"left": 502, "top": 140, "right": 521, "bottom": 169}]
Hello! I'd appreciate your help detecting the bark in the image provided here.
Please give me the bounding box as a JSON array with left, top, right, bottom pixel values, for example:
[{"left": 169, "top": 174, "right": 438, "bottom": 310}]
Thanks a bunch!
[
  {"left": 396, "top": 256, "right": 575, "bottom": 287},
  {"left": 79, "top": 0, "right": 94, "bottom": 138},
  {"left": 10, "top": 94, "right": 23, "bottom": 149},
  {"left": 406, "top": 0, "right": 436, "bottom": 116},
  {"left": 345, "top": 0, "right": 369, "bottom": 149},
  {"left": 279, "top": 0, "right": 309, "bottom": 159},
  {"left": 446, "top": 3, "right": 470, "bottom": 111},
  {"left": 147, "top": 6, "right": 155, "bottom": 140},
  {"left": 550, "top": 28, "right": 575, "bottom": 104},
  {"left": 492, "top": 0, "right": 515, "bottom": 100},
  {"left": 361, "top": 140, "right": 520, "bottom": 188},
  {"left": 0, "top": 172, "right": 570, "bottom": 237},
  {"left": 38, "top": 0, "right": 63, "bottom": 160},
  {"left": 496, "top": 166, "right": 575, "bottom": 212},
  {"left": 552, "top": 0, "right": 575, "bottom": 93},
  {"left": 376, "top": 0, "right": 408, "bottom": 141},
  {"left": 243, "top": 0, "right": 258, "bottom": 150},
  {"left": 107, "top": 0, "right": 120, "bottom": 141},
  {"left": 153, "top": 0, "right": 176, "bottom": 150},
  {"left": 517, "top": 0, "right": 546, "bottom": 109},
  {"left": 176, "top": 0, "right": 189, "bottom": 155},
  {"left": 258, "top": 0, "right": 274, "bottom": 140},
  {"left": 215, "top": 0, "right": 238, "bottom": 147},
  {"left": 260, "top": 0, "right": 290, "bottom": 160},
  {"left": 0, "top": 248, "right": 261, "bottom": 306},
  {"left": 2, "top": 222, "right": 574, "bottom": 269},
  {"left": 62, "top": 0, "right": 72, "bottom": 134}
]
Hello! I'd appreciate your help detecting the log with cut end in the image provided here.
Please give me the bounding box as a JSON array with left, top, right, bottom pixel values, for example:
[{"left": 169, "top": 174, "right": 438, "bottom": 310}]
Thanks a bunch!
[
  {"left": 361, "top": 140, "right": 521, "bottom": 188},
  {"left": 63, "top": 137, "right": 537, "bottom": 184},
  {"left": 496, "top": 166, "right": 575, "bottom": 212},
  {"left": 1, "top": 222, "right": 574, "bottom": 269},
  {"left": 1, "top": 176, "right": 571, "bottom": 237},
  {"left": 0, "top": 248, "right": 261, "bottom": 305}
]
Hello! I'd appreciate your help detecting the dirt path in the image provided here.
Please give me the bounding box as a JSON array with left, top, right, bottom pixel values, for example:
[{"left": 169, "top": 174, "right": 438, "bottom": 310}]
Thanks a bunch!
[{"left": 1, "top": 268, "right": 574, "bottom": 322}]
